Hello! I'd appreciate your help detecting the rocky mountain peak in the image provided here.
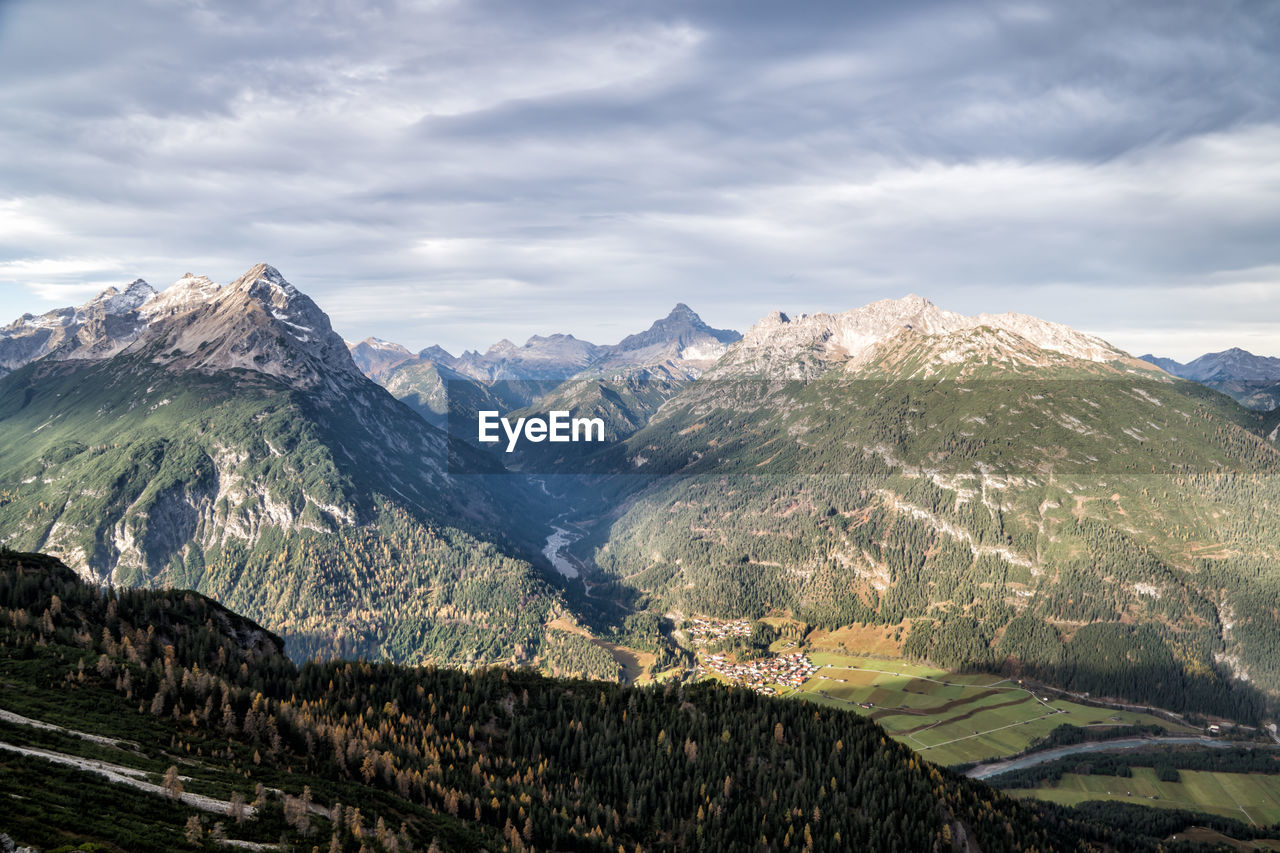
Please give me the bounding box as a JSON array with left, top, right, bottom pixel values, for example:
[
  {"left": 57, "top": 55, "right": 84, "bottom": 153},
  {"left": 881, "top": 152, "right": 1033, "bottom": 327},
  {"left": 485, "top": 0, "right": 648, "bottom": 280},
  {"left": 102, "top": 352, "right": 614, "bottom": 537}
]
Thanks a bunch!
[
  {"left": 140, "top": 273, "right": 221, "bottom": 318},
  {"left": 359, "top": 337, "right": 412, "bottom": 355},
  {"left": 0, "top": 278, "right": 162, "bottom": 373},
  {"left": 347, "top": 337, "right": 416, "bottom": 381},
  {"left": 230, "top": 263, "right": 299, "bottom": 303},
  {"left": 666, "top": 302, "right": 699, "bottom": 320},
  {"left": 593, "top": 303, "right": 741, "bottom": 371},
  {"left": 418, "top": 344, "right": 456, "bottom": 363},
  {"left": 142, "top": 263, "right": 363, "bottom": 392},
  {"left": 720, "top": 295, "right": 1127, "bottom": 379},
  {"left": 86, "top": 279, "right": 157, "bottom": 316},
  {"left": 1143, "top": 347, "right": 1280, "bottom": 390}
]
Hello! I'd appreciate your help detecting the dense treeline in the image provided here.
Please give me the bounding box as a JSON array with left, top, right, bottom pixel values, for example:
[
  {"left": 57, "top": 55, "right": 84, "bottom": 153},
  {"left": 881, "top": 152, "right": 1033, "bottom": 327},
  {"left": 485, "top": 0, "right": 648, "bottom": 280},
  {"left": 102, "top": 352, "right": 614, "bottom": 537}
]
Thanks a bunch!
[
  {"left": 6, "top": 550, "right": 1260, "bottom": 852},
  {"left": 188, "top": 502, "right": 619, "bottom": 680},
  {"left": 1062, "top": 801, "right": 1280, "bottom": 847},
  {"left": 989, "top": 745, "right": 1280, "bottom": 790},
  {"left": 1024, "top": 723, "right": 1165, "bottom": 752}
]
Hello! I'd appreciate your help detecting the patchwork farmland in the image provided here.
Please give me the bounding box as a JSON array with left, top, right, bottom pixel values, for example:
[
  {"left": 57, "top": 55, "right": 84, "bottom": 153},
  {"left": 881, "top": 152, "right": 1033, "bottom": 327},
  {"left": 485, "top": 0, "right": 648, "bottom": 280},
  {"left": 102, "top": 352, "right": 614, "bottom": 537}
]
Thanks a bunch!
[
  {"left": 788, "top": 652, "right": 1193, "bottom": 765},
  {"left": 1008, "top": 767, "right": 1280, "bottom": 827}
]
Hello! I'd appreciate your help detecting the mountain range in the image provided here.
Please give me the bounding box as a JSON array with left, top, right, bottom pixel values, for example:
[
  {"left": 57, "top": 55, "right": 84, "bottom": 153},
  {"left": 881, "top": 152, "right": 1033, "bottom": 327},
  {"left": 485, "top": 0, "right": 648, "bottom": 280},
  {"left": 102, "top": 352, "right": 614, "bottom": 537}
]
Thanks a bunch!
[
  {"left": 542, "top": 295, "right": 1280, "bottom": 720},
  {"left": 5, "top": 268, "right": 1280, "bottom": 728},
  {"left": 1141, "top": 347, "right": 1280, "bottom": 411},
  {"left": 381, "top": 301, "right": 741, "bottom": 382},
  {"left": 348, "top": 303, "right": 741, "bottom": 432}
]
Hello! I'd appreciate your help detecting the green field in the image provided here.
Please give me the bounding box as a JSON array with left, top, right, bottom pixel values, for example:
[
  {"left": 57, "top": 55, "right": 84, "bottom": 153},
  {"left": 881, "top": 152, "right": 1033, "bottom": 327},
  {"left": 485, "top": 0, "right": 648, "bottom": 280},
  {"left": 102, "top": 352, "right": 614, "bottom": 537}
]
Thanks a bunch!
[
  {"left": 788, "top": 653, "right": 1192, "bottom": 765},
  {"left": 1008, "top": 768, "right": 1280, "bottom": 826}
]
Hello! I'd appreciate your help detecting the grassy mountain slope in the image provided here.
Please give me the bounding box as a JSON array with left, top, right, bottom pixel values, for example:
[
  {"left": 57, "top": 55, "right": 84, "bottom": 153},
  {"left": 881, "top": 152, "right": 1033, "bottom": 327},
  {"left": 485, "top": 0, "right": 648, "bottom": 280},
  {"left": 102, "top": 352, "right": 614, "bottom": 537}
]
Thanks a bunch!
[{"left": 6, "top": 550, "right": 1272, "bottom": 852}]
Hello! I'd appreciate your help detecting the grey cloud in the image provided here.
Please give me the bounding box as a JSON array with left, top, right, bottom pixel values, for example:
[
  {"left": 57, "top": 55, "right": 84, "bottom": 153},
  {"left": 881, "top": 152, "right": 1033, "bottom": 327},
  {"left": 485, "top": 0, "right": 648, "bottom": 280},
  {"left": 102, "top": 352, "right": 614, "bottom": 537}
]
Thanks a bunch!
[{"left": 0, "top": 0, "right": 1278, "bottom": 362}]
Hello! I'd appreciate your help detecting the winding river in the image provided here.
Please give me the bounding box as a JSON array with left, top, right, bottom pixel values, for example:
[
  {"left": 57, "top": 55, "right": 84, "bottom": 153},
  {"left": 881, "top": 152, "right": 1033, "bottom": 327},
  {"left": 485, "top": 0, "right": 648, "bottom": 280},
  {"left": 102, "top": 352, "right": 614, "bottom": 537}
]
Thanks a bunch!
[
  {"left": 532, "top": 477, "right": 585, "bottom": 580},
  {"left": 542, "top": 521, "right": 582, "bottom": 579}
]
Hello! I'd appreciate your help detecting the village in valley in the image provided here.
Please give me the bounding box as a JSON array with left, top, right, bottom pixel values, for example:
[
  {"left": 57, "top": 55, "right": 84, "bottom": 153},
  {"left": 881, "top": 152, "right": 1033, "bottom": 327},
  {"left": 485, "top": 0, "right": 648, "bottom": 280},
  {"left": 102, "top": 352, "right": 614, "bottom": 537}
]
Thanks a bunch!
[
  {"left": 693, "top": 652, "right": 818, "bottom": 694},
  {"left": 686, "top": 617, "right": 818, "bottom": 694}
]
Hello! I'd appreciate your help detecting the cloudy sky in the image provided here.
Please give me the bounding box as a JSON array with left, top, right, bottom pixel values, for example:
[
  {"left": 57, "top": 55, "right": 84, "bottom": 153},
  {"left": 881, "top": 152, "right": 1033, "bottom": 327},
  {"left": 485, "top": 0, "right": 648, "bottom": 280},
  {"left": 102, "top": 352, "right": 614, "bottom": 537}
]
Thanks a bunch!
[{"left": 1, "top": 0, "right": 1278, "bottom": 360}]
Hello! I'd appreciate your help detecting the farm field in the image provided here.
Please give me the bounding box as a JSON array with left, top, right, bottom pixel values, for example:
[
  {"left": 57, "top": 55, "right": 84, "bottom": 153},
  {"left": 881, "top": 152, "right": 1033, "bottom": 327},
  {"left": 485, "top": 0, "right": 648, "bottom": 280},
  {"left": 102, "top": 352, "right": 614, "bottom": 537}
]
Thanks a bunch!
[
  {"left": 1007, "top": 768, "right": 1280, "bottom": 827},
  {"left": 786, "top": 653, "right": 1194, "bottom": 765}
]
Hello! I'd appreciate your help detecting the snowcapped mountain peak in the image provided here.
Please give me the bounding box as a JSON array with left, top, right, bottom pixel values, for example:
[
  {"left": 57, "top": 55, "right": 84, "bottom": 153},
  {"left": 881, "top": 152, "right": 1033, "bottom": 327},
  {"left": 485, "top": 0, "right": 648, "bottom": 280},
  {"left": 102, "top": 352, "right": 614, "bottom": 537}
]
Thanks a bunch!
[
  {"left": 3, "top": 264, "right": 364, "bottom": 391},
  {"left": 140, "top": 273, "right": 221, "bottom": 318},
  {"left": 87, "top": 279, "right": 157, "bottom": 316},
  {"left": 0, "top": 277, "right": 162, "bottom": 372},
  {"left": 128, "top": 264, "right": 365, "bottom": 392},
  {"left": 347, "top": 337, "right": 416, "bottom": 381}
]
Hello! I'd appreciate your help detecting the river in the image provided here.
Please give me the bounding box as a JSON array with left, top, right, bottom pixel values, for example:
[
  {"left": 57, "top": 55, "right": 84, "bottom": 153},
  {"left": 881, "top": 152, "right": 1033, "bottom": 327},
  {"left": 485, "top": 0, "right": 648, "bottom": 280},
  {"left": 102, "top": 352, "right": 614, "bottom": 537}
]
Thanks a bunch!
[
  {"left": 542, "top": 522, "right": 581, "bottom": 579},
  {"left": 532, "top": 477, "right": 584, "bottom": 580},
  {"left": 965, "top": 736, "right": 1247, "bottom": 780}
]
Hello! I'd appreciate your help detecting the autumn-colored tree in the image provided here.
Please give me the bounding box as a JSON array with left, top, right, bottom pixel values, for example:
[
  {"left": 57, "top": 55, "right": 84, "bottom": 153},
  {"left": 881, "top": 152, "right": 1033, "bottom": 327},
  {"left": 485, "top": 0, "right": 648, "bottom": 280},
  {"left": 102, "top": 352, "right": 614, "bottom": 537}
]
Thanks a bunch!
[
  {"left": 228, "top": 790, "right": 247, "bottom": 823},
  {"left": 163, "top": 765, "right": 183, "bottom": 800}
]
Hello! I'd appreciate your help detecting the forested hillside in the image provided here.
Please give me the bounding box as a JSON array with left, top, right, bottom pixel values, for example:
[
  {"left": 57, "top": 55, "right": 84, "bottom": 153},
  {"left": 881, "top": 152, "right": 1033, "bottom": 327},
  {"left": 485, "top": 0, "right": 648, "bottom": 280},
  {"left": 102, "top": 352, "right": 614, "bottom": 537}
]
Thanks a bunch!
[{"left": 3, "top": 550, "right": 1230, "bottom": 852}]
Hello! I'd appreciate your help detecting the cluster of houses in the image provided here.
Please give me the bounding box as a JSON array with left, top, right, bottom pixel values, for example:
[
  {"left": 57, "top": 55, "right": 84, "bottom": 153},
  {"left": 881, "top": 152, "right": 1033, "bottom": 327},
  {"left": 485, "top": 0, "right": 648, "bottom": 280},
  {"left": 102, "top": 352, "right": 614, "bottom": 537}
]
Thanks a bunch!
[
  {"left": 687, "top": 617, "right": 753, "bottom": 645},
  {"left": 694, "top": 652, "right": 818, "bottom": 693}
]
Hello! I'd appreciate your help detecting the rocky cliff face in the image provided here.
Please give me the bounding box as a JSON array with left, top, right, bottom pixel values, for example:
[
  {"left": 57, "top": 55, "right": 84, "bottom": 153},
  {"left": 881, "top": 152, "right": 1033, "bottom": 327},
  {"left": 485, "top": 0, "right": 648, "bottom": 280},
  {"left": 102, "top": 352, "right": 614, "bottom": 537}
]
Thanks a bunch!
[{"left": 135, "top": 263, "right": 368, "bottom": 396}]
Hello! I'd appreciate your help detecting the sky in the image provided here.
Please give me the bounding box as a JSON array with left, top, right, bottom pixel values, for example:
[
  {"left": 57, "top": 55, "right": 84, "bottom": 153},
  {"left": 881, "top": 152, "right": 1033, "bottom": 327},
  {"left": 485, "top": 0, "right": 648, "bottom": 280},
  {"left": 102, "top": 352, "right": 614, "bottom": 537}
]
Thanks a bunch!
[{"left": 1, "top": 0, "right": 1278, "bottom": 361}]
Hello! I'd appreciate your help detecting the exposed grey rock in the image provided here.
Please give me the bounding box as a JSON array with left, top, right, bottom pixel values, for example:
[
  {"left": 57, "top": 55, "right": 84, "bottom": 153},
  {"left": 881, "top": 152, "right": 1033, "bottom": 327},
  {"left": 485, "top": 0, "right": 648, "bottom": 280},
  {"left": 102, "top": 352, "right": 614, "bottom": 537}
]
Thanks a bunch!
[{"left": 0, "top": 278, "right": 157, "bottom": 374}]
